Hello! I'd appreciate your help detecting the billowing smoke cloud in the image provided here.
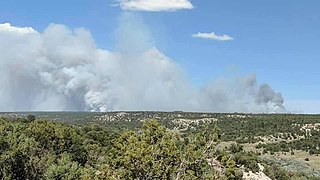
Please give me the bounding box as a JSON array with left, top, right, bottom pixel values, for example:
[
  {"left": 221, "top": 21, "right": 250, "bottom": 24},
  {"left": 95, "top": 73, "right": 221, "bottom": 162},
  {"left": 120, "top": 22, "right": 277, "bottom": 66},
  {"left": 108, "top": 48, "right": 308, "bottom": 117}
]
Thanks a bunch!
[
  {"left": 0, "top": 15, "right": 286, "bottom": 113},
  {"left": 198, "top": 74, "right": 286, "bottom": 113}
]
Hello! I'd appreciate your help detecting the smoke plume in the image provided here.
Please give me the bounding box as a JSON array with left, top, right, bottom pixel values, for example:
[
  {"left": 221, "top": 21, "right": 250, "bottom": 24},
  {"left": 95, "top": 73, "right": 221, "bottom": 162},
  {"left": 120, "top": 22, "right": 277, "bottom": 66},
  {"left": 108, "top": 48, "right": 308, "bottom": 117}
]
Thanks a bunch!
[{"left": 0, "top": 15, "right": 286, "bottom": 113}]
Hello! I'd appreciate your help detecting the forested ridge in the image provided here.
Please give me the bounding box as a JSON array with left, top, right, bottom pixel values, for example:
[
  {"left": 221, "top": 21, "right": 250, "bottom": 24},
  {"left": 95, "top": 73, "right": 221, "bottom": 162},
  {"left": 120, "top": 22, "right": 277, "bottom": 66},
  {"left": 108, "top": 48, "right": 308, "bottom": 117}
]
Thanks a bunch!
[{"left": 0, "top": 115, "right": 318, "bottom": 179}]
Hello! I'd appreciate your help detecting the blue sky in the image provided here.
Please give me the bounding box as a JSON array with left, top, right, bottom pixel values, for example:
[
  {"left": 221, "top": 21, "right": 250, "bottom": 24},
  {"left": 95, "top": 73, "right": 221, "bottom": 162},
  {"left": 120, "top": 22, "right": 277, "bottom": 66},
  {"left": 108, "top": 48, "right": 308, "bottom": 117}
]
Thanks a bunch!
[{"left": 0, "top": 0, "right": 319, "bottom": 113}]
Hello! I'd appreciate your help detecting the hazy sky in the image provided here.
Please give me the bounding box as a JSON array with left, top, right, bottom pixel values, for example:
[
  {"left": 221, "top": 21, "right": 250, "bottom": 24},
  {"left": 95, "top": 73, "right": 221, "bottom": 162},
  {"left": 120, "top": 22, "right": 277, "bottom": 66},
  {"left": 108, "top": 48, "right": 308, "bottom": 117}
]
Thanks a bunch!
[{"left": 0, "top": 0, "right": 319, "bottom": 113}]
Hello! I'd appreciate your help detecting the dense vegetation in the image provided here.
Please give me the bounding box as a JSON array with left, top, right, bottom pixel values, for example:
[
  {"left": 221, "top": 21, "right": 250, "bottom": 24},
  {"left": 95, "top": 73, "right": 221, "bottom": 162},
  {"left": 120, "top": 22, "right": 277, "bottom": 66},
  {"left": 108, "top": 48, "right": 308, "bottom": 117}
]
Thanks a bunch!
[
  {"left": 213, "top": 114, "right": 320, "bottom": 155},
  {"left": 1, "top": 113, "right": 320, "bottom": 179},
  {"left": 0, "top": 116, "right": 250, "bottom": 179}
]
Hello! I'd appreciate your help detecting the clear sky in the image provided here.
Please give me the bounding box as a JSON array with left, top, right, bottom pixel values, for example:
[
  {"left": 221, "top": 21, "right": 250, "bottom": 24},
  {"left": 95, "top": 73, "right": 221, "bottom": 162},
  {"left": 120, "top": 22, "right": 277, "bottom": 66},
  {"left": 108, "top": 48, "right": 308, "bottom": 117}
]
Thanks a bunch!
[{"left": 0, "top": 0, "right": 319, "bottom": 113}]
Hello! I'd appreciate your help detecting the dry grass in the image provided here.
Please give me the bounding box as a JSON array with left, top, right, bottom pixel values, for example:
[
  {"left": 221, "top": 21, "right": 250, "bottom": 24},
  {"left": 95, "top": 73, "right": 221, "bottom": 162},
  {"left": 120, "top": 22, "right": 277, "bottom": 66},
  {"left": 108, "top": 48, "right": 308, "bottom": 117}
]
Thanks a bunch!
[
  {"left": 277, "top": 150, "right": 320, "bottom": 171},
  {"left": 242, "top": 142, "right": 262, "bottom": 153},
  {"left": 216, "top": 141, "right": 235, "bottom": 150}
]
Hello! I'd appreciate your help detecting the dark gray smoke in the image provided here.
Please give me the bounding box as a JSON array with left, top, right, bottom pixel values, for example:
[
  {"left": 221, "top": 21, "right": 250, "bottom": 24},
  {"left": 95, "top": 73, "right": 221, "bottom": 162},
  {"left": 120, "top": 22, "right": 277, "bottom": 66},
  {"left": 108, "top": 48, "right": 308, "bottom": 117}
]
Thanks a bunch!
[
  {"left": 0, "top": 16, "right": 286, "bottom": 113},
  {"left": 198, "top": 74, "right": 286, "bottom": 113},
  {"left": 257, "top": 84, "right": 286, "bottom": 112}
]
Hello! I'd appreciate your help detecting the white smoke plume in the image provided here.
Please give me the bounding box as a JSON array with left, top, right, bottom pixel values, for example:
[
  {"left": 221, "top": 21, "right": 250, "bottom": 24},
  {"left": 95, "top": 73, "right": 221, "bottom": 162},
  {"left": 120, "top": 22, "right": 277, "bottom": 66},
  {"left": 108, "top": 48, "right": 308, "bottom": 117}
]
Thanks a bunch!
[{"left": 0, "top": 15, "right": 286, "bottom": 113}]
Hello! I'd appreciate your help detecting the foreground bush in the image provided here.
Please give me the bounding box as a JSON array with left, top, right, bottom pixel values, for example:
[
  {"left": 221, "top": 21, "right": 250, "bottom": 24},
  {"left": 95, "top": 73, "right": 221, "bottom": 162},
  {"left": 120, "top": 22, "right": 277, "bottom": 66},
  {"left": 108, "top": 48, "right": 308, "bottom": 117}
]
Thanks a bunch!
[{"left": 0, "top": 117, "right": 291, "bottom": 179}]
